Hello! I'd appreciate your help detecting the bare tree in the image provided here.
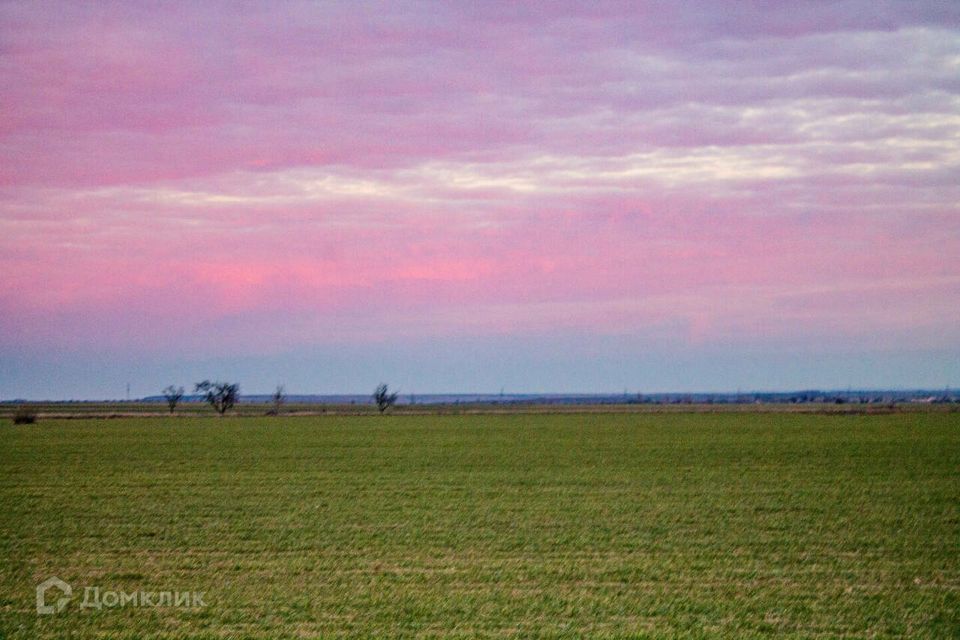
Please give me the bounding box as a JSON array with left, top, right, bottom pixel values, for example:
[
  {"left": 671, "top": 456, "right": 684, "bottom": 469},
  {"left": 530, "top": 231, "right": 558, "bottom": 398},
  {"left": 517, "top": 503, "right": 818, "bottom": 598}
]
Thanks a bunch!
[
  {"left": 195, "top": 380, "right": 239, "bottom": 416},
  {"left": 163, "top": 385, "right": 185, "bottom": 414},
  {"left": 269, "top": 385, "right": 285, "bottom": 416},
  {"left": 373, "top": 383, "right": 399, "bottom": 414}
]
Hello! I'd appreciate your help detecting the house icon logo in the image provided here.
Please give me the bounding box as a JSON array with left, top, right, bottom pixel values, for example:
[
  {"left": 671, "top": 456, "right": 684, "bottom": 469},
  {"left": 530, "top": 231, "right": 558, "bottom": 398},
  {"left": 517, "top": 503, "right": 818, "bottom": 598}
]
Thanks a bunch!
[{"left": 36, "top": 577, "right": 72, "bottom": 615}]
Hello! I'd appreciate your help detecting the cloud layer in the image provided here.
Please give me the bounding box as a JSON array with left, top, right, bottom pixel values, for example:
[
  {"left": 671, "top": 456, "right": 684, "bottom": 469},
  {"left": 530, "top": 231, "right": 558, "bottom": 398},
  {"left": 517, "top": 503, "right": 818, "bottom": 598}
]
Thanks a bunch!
[{"left": 2, "top": 2, "right": 959, "bottom": 395}]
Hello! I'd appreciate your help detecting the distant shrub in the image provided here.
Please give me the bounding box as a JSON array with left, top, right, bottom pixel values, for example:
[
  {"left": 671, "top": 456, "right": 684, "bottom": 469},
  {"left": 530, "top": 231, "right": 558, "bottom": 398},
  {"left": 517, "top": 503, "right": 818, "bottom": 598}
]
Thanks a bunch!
[
  {"left": 12, "top": 405, "right": 37, "bottom": 424},
  {"left": 266, "top": 385, "right": 285, "bottom": 416},
  {"left": 163, "top": 385, "right": 185, "bottom": 414},
  {"left": 373, "top": 383, "right": 399, "bottom": 414}
]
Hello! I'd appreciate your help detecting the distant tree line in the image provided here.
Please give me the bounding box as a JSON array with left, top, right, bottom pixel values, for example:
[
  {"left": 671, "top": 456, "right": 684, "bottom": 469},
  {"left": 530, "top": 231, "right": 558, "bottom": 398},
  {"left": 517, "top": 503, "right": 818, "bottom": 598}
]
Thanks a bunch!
[{"left": 158, "top": 382, "right": 400, "bottom": 416}]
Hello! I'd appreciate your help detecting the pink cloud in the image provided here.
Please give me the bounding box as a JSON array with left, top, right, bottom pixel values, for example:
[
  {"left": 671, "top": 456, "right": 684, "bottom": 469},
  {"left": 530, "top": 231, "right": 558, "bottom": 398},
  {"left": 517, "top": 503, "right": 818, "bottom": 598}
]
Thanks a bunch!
[{"left": 0, "top": 1, "right": 958, "bottom": 365}]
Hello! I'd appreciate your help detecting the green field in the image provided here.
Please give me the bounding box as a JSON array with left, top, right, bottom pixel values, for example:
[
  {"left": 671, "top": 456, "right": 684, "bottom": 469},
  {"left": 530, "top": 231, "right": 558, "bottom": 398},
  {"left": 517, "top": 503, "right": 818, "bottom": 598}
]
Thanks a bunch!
[{"left": 1, "top": 412, "right": 958, "bottom": 638}]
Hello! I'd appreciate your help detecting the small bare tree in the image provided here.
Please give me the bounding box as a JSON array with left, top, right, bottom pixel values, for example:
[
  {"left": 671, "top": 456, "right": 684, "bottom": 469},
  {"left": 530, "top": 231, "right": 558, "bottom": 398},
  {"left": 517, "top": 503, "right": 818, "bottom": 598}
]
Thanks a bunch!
[
  {"left": 195, "top": 380, "right": 239, "bottom": 416},
  {"left": 373, "top": 383, "right": 399, "bottom": 414},
  {"left": 269, "top": 385, "right": 285, "bottom": 416},
  {"left": 163, "top": 385, "right": 185, "bottom": 414}
]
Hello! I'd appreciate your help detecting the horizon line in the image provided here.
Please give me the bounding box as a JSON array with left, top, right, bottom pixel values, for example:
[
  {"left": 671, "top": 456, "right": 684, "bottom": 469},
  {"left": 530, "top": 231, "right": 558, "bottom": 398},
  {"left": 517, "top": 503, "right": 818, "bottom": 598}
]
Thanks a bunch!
[{"left": 5, "top": 387, "right": 957, "bottom": 403}]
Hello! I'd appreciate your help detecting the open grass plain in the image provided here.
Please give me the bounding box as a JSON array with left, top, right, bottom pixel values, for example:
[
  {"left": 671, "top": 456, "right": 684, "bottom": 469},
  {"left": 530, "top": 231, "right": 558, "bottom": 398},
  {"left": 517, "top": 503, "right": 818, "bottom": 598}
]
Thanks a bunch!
[{"left": 1, "top": 410, "right": 958, "bottom": 638}]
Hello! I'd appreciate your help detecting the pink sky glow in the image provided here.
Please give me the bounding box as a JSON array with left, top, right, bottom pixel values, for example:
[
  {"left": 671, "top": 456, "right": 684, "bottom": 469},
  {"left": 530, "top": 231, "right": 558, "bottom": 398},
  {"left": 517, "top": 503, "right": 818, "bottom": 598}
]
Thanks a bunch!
[{"left": 2, "top": 2, "right": 959, "bottom": 397}]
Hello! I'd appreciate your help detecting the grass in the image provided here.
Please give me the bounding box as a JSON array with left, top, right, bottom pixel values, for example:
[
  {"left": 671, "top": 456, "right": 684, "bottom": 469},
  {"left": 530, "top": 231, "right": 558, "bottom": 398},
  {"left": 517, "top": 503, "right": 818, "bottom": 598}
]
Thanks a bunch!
[
  {"left": 1, "top": 412, "right": 958, "bottom": 638},
  {"left": 0, "top": 400, "right": 947, "bottom": 420}
]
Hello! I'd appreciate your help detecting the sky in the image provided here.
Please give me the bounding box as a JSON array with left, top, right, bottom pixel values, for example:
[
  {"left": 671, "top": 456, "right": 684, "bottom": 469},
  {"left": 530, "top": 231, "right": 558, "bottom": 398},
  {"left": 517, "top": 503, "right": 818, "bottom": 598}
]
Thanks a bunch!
[{"left": 2, "top": 1, "right": 959, "bottom": 399}]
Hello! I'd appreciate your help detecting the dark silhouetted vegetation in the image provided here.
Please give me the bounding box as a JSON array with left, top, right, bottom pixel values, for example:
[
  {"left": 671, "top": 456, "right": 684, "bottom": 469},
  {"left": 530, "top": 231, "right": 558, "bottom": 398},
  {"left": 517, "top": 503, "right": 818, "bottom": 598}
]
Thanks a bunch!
[
  {"left": 373, "top": 383, "right": 399, "bottom": 414},
  {"left": 195, "top": 380, "right": 239, "bottom": 416},
  {"left": 163, "top": 385, "right": 185, "bottom": 414},
  {"left": 267, "top": 385, "right": 285, "bottom": 416},
  {"left": 12, "top": 405, "right": 37, "bottom": 424}
]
